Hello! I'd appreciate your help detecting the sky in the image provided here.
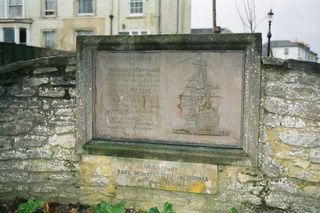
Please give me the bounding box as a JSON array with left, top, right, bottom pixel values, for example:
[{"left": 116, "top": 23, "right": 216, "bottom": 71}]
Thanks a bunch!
[{"left": 191, "top": 0, "right": 320, "bottom": 56}]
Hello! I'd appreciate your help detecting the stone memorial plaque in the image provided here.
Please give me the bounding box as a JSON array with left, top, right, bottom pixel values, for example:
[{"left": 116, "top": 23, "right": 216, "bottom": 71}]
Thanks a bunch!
[
  {"left": 109, "top": 156, "right": 218, "bottom": 194},
  {"left": 94, "top": 51, "right": 243, "bottom": 147}
]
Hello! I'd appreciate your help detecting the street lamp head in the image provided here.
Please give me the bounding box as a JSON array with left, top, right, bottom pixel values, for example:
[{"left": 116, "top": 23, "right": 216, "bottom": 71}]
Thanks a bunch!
[{"left": 268, "top": 9, "right": 274, "bottom": 22}]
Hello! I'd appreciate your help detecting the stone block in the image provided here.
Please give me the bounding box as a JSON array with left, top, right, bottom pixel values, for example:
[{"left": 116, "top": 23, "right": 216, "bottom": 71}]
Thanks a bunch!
[
  {"left": 10, "top": 100, "right": 42, "bottom": 109},
  {"left": 55, "top": 108, "right": 75, "bottom": 116},
  {"left": 39, "top": 87, "right": 65, "bottom": 98},
  {"left": 263, "top": 113, "right": 306, "bottom": 128},
  {"left": 50, "top": 76, "right": 76, "bottom": 86},
  {"left": 0, "top": 86, "right": 5, "bottom": 96},
  {"left": 48, "top": 133, "right": 76, "bottom": 148},
  {"left": 34, "top": 67, "right": 58, "bottom": 74},
  {"left": 264, "top": 192, "right": 290, "bottom": 210},
  {"left": 65, "top": 65, "right": 77, "bottom": 72},
  {"left": 55, "top": 125, "right": 75, "bottom": 134},
  {"left": 0, "top": 137, "right": 12, "bottom": 150},
  {"left": 51, "top": 100, "right": 76, "bottom": 108},
  {"left": 268, "top": 178, "right": 301, "bottom": 194},
  {"left": 264, "top": 96, "right": 320, "bottom": 120},
  {"left": 0, "top": 184, "right": 13, "bottom": 193},
  {"left": 52, "top": 146, "right": 79, "bottom": 161},
  {"left": 7, "top": 87, "right": 36, "bottom": 97},
  {"left": 0, "top": 109, "right": 15, "bottom": 122},
  {"left": 0, "top": 121, "right": 32, "bottom": 136},
  {"left": 23, "top": 77, "right": 49, "bottom": 87},
  {"left": 265, "top": 82, "right": 319, "bottom": 102},
  {"left": 287, "top": 164, "right": 320, "bottom": 182},
  {"left": 68, "top": 88, "right": 77, "bottom": 98},
  {"left": 278, "top": 129, "right": 320, "bottom": 148},
  {"left": 310, "top": 149, "right": 320, "bottom": 164},
  {"left": 0, "top": 146, "right": 52, "bottom": 160},
  {"left": 302, "top": 185, "right": 320, "bottom": 199}
]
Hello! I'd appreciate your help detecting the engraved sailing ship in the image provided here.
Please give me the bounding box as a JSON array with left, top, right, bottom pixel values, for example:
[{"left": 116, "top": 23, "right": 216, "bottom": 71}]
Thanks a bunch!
[{"left": 173, "top": 55, "right": 230, "bottom": 136}]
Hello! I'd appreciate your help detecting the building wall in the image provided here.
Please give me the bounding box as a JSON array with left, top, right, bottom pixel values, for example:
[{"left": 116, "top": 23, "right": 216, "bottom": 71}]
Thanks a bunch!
[
  {"left": 0, "top": 0, "right": 191, "bottom": 50},
  {"left": 0, "top": 52, "right": 319, "bottom": 212},
  {"left": 272, "top": 46, "right": 317, "bottom": 62}
]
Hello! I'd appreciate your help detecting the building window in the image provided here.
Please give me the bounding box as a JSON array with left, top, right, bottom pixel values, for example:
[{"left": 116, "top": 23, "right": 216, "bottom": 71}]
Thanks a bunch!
[
  {"left": 75, "top": 30, "right": 95, "bottom": 37},
  {"left": 124, "top": 30, "right": 149, "bottom": 35},
  {"left": 44, "top": 0, "right": 56, "bottom": 16},
  {"left": 8, "top": 0, "right": 24, "bottom": 18},
  {"left": 43, "top": 31, "right": 56, "bottom": 48},
  {"left": 3, "top": 28, "right": 15, "bottom": 43},
  {"left": 130, "top": 0, "right": 143, "bottom": 15},
  {"left": 119, "top": 30, "right": 149, "bottom": 35},
  {"left": 78, "top": 0, "right": 94, "bottom": 14},
  {"left": 19, "top": 28, "right": 26, "bottom": 44}
]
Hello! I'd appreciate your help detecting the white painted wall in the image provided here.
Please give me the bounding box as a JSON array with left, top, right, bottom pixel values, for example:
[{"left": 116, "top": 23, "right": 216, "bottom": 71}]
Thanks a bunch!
[{"left": 0, "top": 0, "right": 191, "bottom": 50}]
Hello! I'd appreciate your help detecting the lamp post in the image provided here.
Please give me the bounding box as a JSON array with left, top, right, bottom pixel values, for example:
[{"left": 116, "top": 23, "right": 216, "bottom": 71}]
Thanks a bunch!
[{"left": 267, "top": 9, "right": 274, "bottom": 57}]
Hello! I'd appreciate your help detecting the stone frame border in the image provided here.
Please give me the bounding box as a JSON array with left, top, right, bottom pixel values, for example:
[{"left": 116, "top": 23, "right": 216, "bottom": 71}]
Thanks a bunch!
[{"left": 76, "top": 34, "right": 262, "bottom": 166}]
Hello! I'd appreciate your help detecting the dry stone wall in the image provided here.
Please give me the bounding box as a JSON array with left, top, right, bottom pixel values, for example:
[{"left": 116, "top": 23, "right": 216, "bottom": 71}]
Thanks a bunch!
[
  {"left": 0, "top": 56, "right": 79, "bottom": 203},
  {"left": 0, "top": 53, "right": 319, "bottom": 213},
  {"left": 80, "top": 58, "right": 320, "bottom": 213}
]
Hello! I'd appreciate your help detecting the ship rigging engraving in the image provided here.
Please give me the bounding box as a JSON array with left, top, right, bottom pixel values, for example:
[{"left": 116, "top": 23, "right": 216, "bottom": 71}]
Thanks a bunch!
[{"left": 173, "top": 54, "right": 230, "bottom": 136}]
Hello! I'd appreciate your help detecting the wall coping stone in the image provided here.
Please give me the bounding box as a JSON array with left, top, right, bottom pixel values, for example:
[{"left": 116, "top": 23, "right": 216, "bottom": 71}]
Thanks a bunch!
[
  {"left": 0, "top": 56, "right": 76, "bottom": 74},
  {"left": 262, "top": 57, "right": 320, "bottom": 73}
]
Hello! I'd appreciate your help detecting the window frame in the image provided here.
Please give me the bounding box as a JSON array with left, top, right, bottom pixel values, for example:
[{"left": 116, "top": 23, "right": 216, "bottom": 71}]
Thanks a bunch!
[
  {"left": 3, "top": 27, "right": 15, "bottom": 43},
  {"left": 75, "top": 29, "right": 96, "bottom": 37},
  {"left": 129, "top": 0, "right": 144, "bottom": 16},
  {"left": 43, "top": 0, "right": 57, "bottom": 17},
  {"left": 77, "top": 0, "right": 95, "bottom": 16},
  {"left": 7, "top": 0, "right": 24, "bottom": 18},
  {"left": 42, "top": 30, "right": 56, "bottom": 49}
]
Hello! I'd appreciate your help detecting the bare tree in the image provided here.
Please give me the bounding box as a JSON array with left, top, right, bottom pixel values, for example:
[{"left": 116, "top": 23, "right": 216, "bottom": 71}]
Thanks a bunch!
[{"left": 235, "top": 0, "right": 257, "bottom": 33}]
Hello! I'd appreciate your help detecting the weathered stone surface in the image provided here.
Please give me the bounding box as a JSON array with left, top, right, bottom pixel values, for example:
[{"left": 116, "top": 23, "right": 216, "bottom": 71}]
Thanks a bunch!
[
  {"left": 65, "top": 65, "right": 77, "bottom": 72},
  {"left": 0, "top": 121, "right": 33, "bottom": 136},
  {"left": 51, "top": 99, "right": 76, "bottom": 108},
  {"left": 264, "top": 192, "right": 290, "bottom": 210},
  {"left": 14, "top": 135, "right": 47, "bottom": 148},
  {"left": 82, "top": 155, "right": 218, "bottom": 194},
  {"left": 265, "top": 82, "right": 320, "bottom": 102},
  {"left": 302, "top": 185, "right": 320, "bottom": 199},
  {"left": 0, "top": 86, "right": 5, "bottom": 96},
  {"left": 0, "top": 137, "right": 12, "bottom": 150},
  {"left": 0, "top": 184, "right": 13, "bottom": 193},
  {"left": 268, "top": 178, "right": 301, "bottom": 194},
  {"left": 55, "top": 125, "right": 75, "bottom": 134},
  {"left": 39, "top": 87, "right": 65, "bottom": 97},
  {"left": 262, "top": 57, "right": 285, "bottom": 66},
  {"left": 263, "top": 114, "right": 306, "bottom": 128},
  {"left": 278, "top": 129, "right": 320, "bottom": 148},
  {"left": 0, "top": 109, "right": 15, "bottom": 122},
  {"left": 52, "top": 146, "right": 79, "bottom": 161},
  {"left": 0, "top": 160, "right": 79, "bottom": 172},
  {"left": 264, "top": 96, "right": 320, "bottom": 120},
  {"left": 310, "top": 149, "right": 320, "bottom": 163},
  {"left": 23, "top": 77, "right": 49, "bottom": 87},
  {"left": 0, "top": 146, "right": 52, "bottom": 160},
  {"left": 50, "top": 76, "right": 76, "bottom": 86},
  {"left": 7, "top": 87, "right": 36, "bottom": 97},
  {"left": 48, "top": 134, "right": 76, "bottom": 148},
  {"left": 55, "top": 108, "right": 74, "bottom": 116},
  {"left": 10, "top": 100, "right": 42, "bottom": 109},
  {"left": 34, "top": 67, "right": 58, "bottom": 74},
  {"left": 287, "top": 164, "right": 320, "bottom": 182}
]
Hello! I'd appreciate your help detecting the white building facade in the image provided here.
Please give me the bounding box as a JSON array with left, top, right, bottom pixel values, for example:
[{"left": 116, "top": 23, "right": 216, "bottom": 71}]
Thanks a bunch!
[
  {"left": 269, "top": 40, "right": 318, "bottom": 62},
  {"left": 0, "top": 0, "right": 191, "bottom": 50}
]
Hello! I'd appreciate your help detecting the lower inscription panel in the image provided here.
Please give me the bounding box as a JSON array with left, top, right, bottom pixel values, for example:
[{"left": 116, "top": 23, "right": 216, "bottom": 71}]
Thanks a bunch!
[{"left": 110, "top": 156, "right": 218, "bottom": 194}]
